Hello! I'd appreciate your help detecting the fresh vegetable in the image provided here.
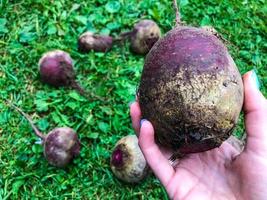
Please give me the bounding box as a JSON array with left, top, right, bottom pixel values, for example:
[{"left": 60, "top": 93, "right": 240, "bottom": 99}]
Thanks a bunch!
[
  {"left": 110, "top": 135, "right": 149, "bottom": 183},
  {"left": 117, "top": 19, "right": 161, "bottom": 55},
  {"left": 78, "top": 31, "right": 113, "bottom": 53},
  {"left": 129, "top": 19, "right": 161, "bottom": 55},
  {"left": 9, "top": 103, "right": 80, "bottom": 167},
  {"left": 38, "top": 50, "right": 102, "bottom": 101},
  {"left": 138, "top": 0, "right": 244, "bottom": 155}
]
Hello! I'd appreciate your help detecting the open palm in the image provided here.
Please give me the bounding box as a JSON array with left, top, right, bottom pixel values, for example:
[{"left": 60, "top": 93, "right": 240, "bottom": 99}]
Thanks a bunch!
[{"left": 130, "top": 71, "right": 267, "bottom": 200}]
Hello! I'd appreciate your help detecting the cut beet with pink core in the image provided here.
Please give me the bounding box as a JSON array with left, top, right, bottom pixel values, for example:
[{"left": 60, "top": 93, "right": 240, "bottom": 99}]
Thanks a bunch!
[
  {"left": 110, "top": 135, "right": 149, "bottom": 183},
  {"left": 111, "top": 148, "right": 124, "bottom": 168}
]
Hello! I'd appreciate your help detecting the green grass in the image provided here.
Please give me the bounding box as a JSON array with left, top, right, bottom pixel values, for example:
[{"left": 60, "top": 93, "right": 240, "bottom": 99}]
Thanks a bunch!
[{"left": 0, "top": 0, "right": 266, "bottom": 199}]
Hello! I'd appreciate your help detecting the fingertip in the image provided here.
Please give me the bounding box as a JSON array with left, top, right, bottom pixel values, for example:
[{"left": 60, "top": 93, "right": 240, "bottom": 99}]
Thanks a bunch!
[
  {"left": 243, "top": 70, "right": 266, "bottom": 113},
  {"left": 138, "top": 119, "right": 175, "bottom": 187},
  {"left": 135, "top": 94, "right": 139, "bottom": 102},
  {"left": 130, "top": 101, "right": 141, "bottom": 115},
  {"left": 139, "top": 119, "right": 152, "bottom": 133},
  {"left": 242, "top": 70, "right": 252, "bottom": 81},
  {"left": 128, "top": 100, "right": 135, "bottom": 107},
  {"left": 243, "top": 71, "right": 267, "bottom": 145},
  {"left": 130, "top": 101, "right": 142, "bottom": 135},
  {"left": 129, "top": 101, "right": 137, "bottom": 110},
  {"left": 243, "top": 70, "right": 260, "bottom": 91},
  {"left": 139, "top": 119, "right": 155, "bottom": 149}
]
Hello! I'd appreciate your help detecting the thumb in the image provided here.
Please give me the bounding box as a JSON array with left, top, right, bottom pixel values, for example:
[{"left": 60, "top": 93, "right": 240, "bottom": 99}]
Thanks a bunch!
[
  {"left": 138, "top": 120, "right": 175, "bottom": 187},
  {"left": 243, "top": 70, "right": 267, "bottom": 152},
  {"left": 243, "top": 70, "right": 265, "bottom": 114}
]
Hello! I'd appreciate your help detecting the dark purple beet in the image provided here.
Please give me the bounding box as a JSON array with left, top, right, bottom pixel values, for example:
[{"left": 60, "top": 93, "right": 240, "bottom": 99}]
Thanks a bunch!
[
  {"left": 78, "top": 31, "right": 113, "bottom": 53},
  {"left": 44, "top": 127, "right": 80, "bottom": 167},
  {"left": 138, "top": 0, "right": 244, "bottom": 155},
  {"left": 38, "top": 50, "right": 103, "bottom": 101},
  {"left": 110, "top": 135, "right": 149, "bottom": 183},
  {"left": 9, "top": 103, "right": 81, "bottom": 168},
  {"left": 39, "top": 50, "right": 74, "bottom": 87}
]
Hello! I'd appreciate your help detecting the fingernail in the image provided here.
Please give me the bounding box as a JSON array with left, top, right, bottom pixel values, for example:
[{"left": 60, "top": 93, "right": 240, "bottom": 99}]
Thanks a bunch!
[
  {"left": 140, "top": 119, "right": 147, "bottom": 127},
  {"left": 251, "top": 70, "right": 261, "bottom": 89},
  {"left": 128, "top": 101, "right": 135, "bottom": 107}
]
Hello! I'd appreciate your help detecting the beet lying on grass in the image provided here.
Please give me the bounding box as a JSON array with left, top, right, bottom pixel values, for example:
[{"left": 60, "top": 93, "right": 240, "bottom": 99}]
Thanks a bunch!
[
  {"left": 118, "top": 19, "right": 161, "bottom": 55},
  {"left": 78, "top": 31, "right": 113, "bottom": 53},
  {"left": 138, "top": 0, "right": 244, "bottom": 155},
  {"left": 130, "top": 19, "right": 161, "bottom": 55},
  {"left": 9, "top": 103, "right": 80, "bottom": 167},
  {"left": 110, "top": 135, "right": 149, "bottom": 183},
  {"left": 39, "top": 50, "right": 102, "bottom": 101}
]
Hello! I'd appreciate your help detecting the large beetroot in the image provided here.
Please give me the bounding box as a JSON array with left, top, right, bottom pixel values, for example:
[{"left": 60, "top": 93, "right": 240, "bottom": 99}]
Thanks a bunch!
[{"left": 138, "top": 0, "right": 244, "bottom": 155}]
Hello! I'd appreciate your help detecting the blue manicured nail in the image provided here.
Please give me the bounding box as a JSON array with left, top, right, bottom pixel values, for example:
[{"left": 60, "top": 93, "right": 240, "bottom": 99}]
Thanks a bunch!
[
  {"left": 128, "top": 101, "right": 135, "bottom": 107},
  {"left": 140, "top": 119, "right": 147, "bottom": 127},
  {"left": 251, "top": 69, "right": 261, "bottom": 89}
]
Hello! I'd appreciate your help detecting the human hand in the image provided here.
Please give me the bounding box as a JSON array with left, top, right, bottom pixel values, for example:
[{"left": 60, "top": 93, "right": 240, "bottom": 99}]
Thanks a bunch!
[{"left": 130, "top": 71, "right": 267, "bottom": 200}]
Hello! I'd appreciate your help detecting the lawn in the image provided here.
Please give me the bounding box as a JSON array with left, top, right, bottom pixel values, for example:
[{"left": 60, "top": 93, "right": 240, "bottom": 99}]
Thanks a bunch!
[{"left": 0, "top": 0, "right": 266, "bottom": 199}]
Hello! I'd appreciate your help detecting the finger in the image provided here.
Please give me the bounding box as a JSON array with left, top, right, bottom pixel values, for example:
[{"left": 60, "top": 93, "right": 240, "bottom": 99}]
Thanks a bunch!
[
  {"left": 243, "top": 70, "right": 266, "bottom": 115},
  {"left": 225, "top": 135, "right": 244, "bottom": 153},
  {"left": 243, "top": 70, "right": 267, "bottom": 152},
  {"left": 130, "top": 101, "right": 141, "bottom": 136},
  {"left": 138, "top": 120, "right": 175, "bottom": 187},
  {"left": 219, "top": 136, "right": 244, "bottom": 160}
]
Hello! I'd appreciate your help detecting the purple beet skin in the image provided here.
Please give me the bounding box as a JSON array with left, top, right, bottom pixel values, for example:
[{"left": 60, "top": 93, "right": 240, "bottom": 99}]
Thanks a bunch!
[
  {"left": 139, "top": 25, "right": 244, "bottom": 154},
  {"left": 78, "top": 31, "right": 113, "bottom": 53},
  {"left": 39, "top": 50, "right": 75, "bottom": 87},
  {"left": 44, "top": 127, "right": 81, "bottom": 167},
  {"left": 9, "top": 103, "right": 81, "bottom": 168}
]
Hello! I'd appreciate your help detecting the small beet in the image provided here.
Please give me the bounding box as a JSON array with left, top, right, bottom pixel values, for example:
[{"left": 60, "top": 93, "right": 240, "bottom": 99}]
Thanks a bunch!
[
  {"left": 138, "top": 0, "right": 244, "bottom": 155},
  {"left": 130, "top": 19, "right": 161, "bottom": 55},
  {"left": 78, "top": 31, "right": 113, "bottom": 53},
  {"left": 39, "top": 50, "right": 74, "bottom": 87},
  {"left": 44, "top": 127, "right": 80, "bottom": 167},
  {"left": 110, "top": 135, "right": 149, "bottom": 183},
  {"left": 38, "top": 50, "right": 103, "bottom": 101},
  {"left": 9, "top": 103, "right": 80, "bottom": 168}
]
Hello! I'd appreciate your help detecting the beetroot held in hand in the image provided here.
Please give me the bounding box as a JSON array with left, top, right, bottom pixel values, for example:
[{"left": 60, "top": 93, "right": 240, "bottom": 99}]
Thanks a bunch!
[
  {"left": 129, "top": 19, "right": 161, "bottom": 55},
  {"left": 110, "top": 135, "right": 149, "bottom": 183},
  {"left": 138, "top": 0, "right": 244, "bottom": 155},
  {"left": 10, "top": 103, "right": 80, "bottom": 167},
  {"left": 78, "top": 31, "right": 113, "bottom": 53},
  {"left": 38, "top": 50, "right": 102, "bottom": 101}
]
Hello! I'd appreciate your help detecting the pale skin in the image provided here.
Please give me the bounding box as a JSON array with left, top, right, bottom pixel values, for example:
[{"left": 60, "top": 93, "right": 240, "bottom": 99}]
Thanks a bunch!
[{"left": 130, "top": 71, "right": 267, "bottom": 200}]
